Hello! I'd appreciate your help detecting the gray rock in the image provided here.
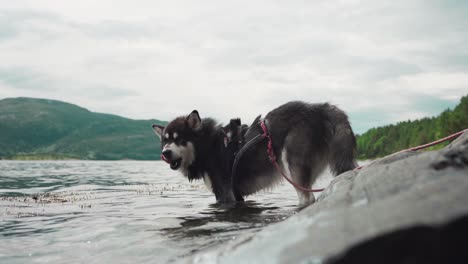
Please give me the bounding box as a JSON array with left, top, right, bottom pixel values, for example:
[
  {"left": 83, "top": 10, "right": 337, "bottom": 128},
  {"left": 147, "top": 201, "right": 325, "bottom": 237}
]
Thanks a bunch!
[{"left": 186, "top": 131, "right": 468, "bottom": 264}]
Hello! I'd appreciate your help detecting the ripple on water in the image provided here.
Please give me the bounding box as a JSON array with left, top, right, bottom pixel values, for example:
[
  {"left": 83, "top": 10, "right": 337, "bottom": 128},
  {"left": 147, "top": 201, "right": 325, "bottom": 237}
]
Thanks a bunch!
[{"left": 0, "top": 160, "right": 333, "bottom": 263}]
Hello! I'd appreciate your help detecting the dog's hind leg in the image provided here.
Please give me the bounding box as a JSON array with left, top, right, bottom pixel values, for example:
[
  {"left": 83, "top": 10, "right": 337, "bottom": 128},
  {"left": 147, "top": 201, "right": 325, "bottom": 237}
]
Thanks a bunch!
[
  {"left": 281, "top": 149, "right": 316, "bottom": 207},
  {"left": 292, "top": 167, "right": 314, "bottom": 206},
  {"left": 233, "top": 188, "right": 244, "bottom": 202}
]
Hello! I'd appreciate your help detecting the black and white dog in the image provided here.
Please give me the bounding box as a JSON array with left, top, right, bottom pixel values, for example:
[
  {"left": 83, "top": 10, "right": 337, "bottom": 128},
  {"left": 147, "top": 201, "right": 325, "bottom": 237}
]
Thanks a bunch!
[{"left": 152, "top": 101, "right": 357, "bottom": 205}]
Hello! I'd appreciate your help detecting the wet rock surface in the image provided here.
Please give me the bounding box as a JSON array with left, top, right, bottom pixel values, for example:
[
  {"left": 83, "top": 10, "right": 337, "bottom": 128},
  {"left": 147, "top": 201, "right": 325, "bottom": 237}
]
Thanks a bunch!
[{"left": 187, "top": 131, "right": 468, "bottom": 264}]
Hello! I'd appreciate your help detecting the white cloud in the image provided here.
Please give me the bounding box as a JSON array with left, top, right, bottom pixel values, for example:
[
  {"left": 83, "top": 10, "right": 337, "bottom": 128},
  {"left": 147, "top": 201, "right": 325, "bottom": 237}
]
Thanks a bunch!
[{"left": 0, "top": 1, "right": 467, "bottom": 133}]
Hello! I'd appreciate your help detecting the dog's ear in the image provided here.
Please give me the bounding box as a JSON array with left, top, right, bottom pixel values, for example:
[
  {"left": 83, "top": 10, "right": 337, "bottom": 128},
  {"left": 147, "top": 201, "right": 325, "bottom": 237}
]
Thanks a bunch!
[
  {"left": 187, "top": 110, "right": 201, "bottom": 130},
  {"left": 152, "top": 124, "right": 165, "bottom": 139}
]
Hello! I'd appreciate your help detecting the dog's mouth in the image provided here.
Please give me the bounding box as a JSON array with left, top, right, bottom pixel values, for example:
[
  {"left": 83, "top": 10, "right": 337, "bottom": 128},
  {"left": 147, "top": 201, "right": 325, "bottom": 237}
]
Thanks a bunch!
[
  {"left": 161, "top": 155, "right": 182, "bottom": 170},
  {"left": 169, "top": 158, "right": 182, "bottom": 170}
]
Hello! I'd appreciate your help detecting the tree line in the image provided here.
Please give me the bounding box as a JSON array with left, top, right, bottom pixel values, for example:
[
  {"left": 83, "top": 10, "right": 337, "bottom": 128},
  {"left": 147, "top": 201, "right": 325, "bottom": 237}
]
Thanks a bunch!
[{"left": 356, "top": 95, "right": 468, "bottom": 160}]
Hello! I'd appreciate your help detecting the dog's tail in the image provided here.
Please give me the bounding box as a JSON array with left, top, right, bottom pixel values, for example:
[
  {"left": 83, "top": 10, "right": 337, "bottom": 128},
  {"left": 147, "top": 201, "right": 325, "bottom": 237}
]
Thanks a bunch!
[{"left": 327, "top": 106, "right": 359, "bottom": 176}]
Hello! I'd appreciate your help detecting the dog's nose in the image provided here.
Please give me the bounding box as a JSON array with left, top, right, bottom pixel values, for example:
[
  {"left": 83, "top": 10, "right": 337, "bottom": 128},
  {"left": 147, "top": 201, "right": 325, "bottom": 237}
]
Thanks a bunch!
[{"left": 162, "top": 149, "right": 172, "bottom": 160}]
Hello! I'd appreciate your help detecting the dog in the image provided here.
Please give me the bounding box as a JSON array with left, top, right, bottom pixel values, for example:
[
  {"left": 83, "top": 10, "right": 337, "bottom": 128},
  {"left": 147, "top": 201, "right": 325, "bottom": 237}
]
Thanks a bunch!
[{"left": 152, "top": 101, "right": 358, "bottom": 205}]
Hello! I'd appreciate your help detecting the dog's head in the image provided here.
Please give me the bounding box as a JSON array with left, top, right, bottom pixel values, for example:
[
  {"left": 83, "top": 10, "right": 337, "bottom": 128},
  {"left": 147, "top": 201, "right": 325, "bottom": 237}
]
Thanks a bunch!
[{"left": 152, "top": 110, "right": 201, "bottom": 173}]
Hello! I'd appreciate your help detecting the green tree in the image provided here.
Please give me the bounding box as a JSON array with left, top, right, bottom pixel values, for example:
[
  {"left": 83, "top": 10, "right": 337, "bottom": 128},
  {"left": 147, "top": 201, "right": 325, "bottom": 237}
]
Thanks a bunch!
[{"left": 357, "top": 95, "right": 468, "bottom": 159}]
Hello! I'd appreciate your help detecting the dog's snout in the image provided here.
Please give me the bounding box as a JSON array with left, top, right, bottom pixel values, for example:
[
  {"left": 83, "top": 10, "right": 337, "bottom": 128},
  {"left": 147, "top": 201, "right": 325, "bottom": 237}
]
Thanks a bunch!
[{"left": 162, "top": 149, "right": 172, "bottom": 159}]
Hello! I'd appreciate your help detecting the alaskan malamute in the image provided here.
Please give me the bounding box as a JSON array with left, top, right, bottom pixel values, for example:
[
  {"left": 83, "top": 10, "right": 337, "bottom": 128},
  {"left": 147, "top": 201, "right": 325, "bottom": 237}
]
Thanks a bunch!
[{"left": 152, "top": 101, "right": 357, "bottom": 205}]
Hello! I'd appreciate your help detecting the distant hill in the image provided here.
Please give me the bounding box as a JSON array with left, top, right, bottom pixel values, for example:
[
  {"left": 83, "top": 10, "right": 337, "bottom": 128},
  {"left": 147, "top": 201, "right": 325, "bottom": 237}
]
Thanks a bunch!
[
  {"left": 357, "top": 95, "right": 468, "bottom": 159},
  {"left": 1, "top": 96, "right": 466, "bottom": 161},
  {"left": 0, "top": 97, "right": 165, "bottom": 160}
]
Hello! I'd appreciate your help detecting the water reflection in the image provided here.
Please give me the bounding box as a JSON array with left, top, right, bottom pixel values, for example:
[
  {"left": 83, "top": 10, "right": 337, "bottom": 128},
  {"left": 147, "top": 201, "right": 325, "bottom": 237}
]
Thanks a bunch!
[
  {"left": 0, "top": 161, "right": 310, "bottom": 263},
  {"left": 161, "top": 201, "right": 293, "bottom": 239}
]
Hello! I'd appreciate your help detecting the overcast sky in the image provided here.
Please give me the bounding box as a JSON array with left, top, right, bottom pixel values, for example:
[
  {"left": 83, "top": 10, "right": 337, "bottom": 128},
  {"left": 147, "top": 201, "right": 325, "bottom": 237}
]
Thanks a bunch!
[{"left": 0, "top": 1, "right": 467, "bottom": 133}]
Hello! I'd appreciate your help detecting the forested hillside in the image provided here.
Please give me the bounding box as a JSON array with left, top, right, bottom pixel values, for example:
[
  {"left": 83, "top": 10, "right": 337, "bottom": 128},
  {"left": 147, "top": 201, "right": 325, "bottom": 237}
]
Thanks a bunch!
[
  {"left": 1, "top": 96, "right": 466, "bottom": 161},
  {"left": 357, "top": 95, "right": 468, "bottom": 159},
  {"left": 0, "top": 97, "right": 165, "bottom": 160}
]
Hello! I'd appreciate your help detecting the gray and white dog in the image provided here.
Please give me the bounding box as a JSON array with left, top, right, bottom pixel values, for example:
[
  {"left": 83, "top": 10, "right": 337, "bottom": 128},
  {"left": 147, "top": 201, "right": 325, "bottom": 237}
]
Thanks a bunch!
[{"left": 152, "top": 101, "right": 357, "bottom": 205}]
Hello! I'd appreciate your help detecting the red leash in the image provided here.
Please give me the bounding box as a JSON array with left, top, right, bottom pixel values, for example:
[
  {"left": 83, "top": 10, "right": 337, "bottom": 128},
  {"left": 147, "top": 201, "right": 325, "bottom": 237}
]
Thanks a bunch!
[
  {"left": 261, "top": 120, "right": 467, "bottom": 193},
  {"left": 260, "top": 121, "right": 325, "bottom": 192},
  {"left": 354, "top": 128, "right": 467, "bottom": 170},
  {"left": 405, "top": 129, "right": 467, "bottom": 151}
]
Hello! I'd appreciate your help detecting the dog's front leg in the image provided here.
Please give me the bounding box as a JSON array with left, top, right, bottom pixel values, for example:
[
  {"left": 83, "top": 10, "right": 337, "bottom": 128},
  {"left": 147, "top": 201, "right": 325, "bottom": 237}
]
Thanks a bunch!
[
  {"left": 214, "top": 185, "right": 236, "bottom": 203},
  {"left": 209, "top": 172, "right": 236, "bottom": 203},
  {"left": 216, "top": 192, "right": 236, "bottom": 203}
]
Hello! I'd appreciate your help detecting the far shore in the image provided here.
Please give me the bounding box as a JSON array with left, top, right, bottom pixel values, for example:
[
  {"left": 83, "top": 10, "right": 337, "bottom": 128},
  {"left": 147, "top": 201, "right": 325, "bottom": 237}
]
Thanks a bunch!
[{"left": 0, "top": 156, "right": 160, "bottom": 161}]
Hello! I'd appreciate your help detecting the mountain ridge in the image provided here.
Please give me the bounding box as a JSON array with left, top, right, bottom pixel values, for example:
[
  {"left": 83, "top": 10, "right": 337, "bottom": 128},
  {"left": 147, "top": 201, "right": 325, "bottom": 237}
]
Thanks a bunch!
[{"left": 0, "top": 97, "right": 165, "bottom": 160}]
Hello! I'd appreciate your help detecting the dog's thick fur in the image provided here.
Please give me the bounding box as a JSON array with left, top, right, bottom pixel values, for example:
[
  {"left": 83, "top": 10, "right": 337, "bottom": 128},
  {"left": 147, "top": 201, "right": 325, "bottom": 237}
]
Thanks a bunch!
[{"left": 152, "top": 101, "right": 357, "bottom": 205}]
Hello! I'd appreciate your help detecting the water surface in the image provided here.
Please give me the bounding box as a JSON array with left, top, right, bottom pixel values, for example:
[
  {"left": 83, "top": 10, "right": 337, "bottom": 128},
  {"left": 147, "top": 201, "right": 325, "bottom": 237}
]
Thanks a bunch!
[{"left": 0, "top": 161, "right": 334, "bottom": 263}]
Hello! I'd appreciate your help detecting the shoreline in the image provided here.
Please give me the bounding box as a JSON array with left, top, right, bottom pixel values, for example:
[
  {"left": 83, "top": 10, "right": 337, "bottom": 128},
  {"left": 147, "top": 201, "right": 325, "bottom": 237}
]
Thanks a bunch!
[{"left": 0, "top": 157, "right": 161, "bottom": 161}]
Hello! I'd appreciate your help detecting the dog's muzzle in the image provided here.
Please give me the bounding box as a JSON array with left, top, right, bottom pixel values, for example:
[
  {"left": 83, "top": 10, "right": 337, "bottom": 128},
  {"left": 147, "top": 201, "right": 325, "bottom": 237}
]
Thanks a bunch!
[{"left": 161, "top": 149, "right": 182, "bottom": 170}]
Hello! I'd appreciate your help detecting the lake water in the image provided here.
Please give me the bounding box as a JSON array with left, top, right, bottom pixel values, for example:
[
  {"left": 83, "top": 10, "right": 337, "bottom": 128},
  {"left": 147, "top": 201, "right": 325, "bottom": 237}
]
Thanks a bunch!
[{"left": 0, "top": 161, "right": 335, "bottom": 263}]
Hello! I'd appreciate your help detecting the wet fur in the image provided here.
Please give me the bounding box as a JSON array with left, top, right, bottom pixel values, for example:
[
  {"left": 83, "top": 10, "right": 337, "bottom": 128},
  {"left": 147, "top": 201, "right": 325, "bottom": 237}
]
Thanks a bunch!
[
  {"left": 153, "top": 114, "right": 241, "bottom": 202},
  {"left": 153, "top": 101, "right": 358, "bottom": 205},
  {"left": 234, "top": 101, "right": 358, "bottom": 205}
]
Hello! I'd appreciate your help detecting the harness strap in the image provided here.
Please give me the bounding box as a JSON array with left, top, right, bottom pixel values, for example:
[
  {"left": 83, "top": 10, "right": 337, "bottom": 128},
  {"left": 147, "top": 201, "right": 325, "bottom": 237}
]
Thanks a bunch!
[
  {"left": 231, "top": 119, "right": 324, "bottom": 193},
  {"left": 260, "top": 120, "right": 276, "bottom": 162},
  {"left": 231, "top": 133, "right": 265, "bottom": 185}
]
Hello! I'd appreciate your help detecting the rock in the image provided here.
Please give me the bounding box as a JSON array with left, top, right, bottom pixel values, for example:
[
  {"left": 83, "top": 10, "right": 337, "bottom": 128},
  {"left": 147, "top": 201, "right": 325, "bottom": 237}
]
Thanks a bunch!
[
  {"left": 186, "top": 131, "right": 468, "bottom": 264},
  {"left": 327, "top": 215, "right": 468, "bottom": 264}
]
